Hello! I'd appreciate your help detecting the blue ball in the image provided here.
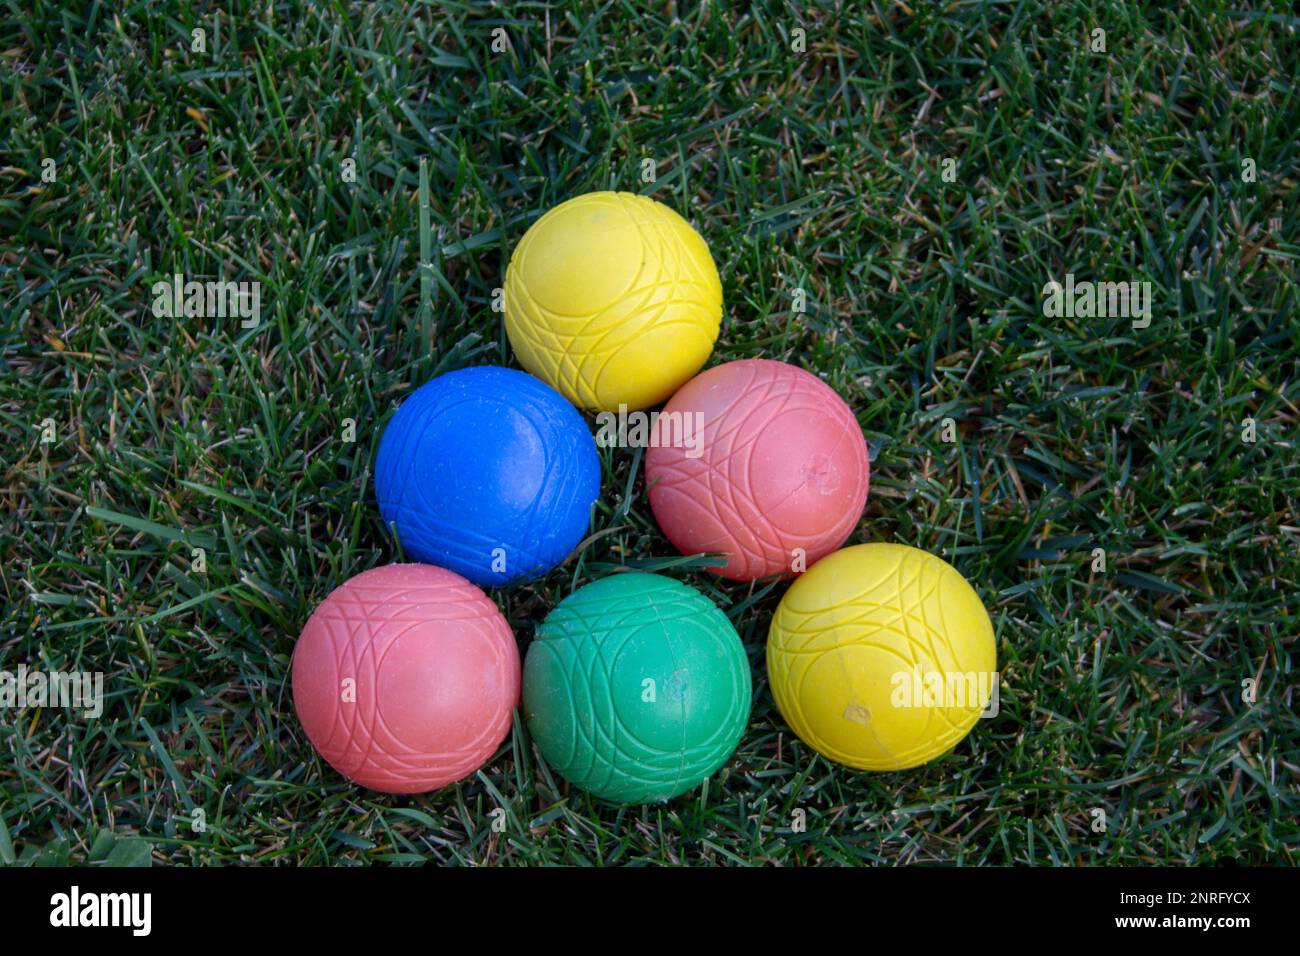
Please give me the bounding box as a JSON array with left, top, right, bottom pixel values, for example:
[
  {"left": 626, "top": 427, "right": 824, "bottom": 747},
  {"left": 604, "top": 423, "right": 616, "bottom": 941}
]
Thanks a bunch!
[{"left": 375, "top": 366, "right": 600, "bottom": 586}]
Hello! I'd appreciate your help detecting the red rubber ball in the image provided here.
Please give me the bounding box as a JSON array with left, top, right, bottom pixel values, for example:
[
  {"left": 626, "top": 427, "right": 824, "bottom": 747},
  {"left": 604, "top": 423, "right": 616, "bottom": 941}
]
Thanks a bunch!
[
  {"left": 291, "top": 563, "right": 520, "bottom": 793},
  {"left": 646, "top": 359, "right": 870, "bottom": 581}
]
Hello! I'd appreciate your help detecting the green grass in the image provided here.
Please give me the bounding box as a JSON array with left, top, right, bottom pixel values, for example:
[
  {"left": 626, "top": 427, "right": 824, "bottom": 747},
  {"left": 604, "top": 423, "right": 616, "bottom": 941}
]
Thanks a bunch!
[{"left": 2, "top": 0, "right": 1298, "bottom": 866}]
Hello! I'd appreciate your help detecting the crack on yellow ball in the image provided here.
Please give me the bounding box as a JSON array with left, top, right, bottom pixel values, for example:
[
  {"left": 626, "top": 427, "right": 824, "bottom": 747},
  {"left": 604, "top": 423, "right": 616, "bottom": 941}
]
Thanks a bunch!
[{"left": 842, "top": 702, "right": 871, "bottom": 725}]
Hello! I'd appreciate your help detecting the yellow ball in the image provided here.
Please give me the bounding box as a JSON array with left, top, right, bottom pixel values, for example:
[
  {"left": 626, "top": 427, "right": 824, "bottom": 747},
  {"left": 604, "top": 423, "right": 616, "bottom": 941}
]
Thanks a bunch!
[
  {"left": 504, "top": 191, "right": 722, "bottom": 412},
  {"left": 767, "top": 544, "right": 997, "bottom": 771}
]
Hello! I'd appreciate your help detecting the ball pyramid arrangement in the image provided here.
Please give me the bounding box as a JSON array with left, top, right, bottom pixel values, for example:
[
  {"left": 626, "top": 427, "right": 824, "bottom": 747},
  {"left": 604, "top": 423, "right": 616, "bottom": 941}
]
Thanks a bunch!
[{"left": 292, "top": 190, "right": 997, "bottom": 802}]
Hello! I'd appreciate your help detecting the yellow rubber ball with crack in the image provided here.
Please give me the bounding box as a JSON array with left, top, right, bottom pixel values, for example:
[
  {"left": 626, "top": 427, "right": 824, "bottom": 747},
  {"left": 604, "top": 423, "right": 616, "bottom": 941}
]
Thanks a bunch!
[
  {"left": 504, "top": 191, "right": 722, "bottom": 412},
  {"left": 767, "top": 543, "right": 997, "bottom": 771}
]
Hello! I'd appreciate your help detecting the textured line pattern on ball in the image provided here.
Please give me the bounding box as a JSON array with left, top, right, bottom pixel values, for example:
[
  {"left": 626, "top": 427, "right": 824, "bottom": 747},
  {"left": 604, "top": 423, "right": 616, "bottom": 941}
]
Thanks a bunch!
[
  {"left": 647, "top": 360, "right": 869, "bottom": 579},
  {"left": 374, "top": 368, "right": 597, "bottom": 584},
  {"left": 768, "top": 546, "right": 992, "bottom": 770},
  {"left": 527, "top": 576, "right": 749, "bottom": 802},
  {"left": 504, "top": 193, "right": 721, "bottom": 409},
  {"left": 297, "top": 570, "right": 518, "bottom": 791}
]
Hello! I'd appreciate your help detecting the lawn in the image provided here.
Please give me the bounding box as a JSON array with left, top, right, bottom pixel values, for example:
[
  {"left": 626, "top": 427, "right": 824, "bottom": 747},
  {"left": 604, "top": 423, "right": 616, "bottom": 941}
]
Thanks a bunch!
[{"left": 1, "top": 0, "right": 1297, "bottom": 865}]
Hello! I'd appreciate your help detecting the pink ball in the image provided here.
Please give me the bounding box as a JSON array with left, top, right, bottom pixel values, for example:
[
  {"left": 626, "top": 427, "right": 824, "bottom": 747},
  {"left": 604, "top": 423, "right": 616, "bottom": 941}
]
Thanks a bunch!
[
  {"left": 646, "top": 359, "right": 870, "bottom": 581},
  {"left": 291, "top": 564, "right": 520, "bottom": 793}
]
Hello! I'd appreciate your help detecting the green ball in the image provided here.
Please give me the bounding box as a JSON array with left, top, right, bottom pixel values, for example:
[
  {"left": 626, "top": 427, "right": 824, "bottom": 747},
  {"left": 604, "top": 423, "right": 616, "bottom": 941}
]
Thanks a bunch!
[{"left": 523, "top": 572, "right": 752, "bottom": 804}]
